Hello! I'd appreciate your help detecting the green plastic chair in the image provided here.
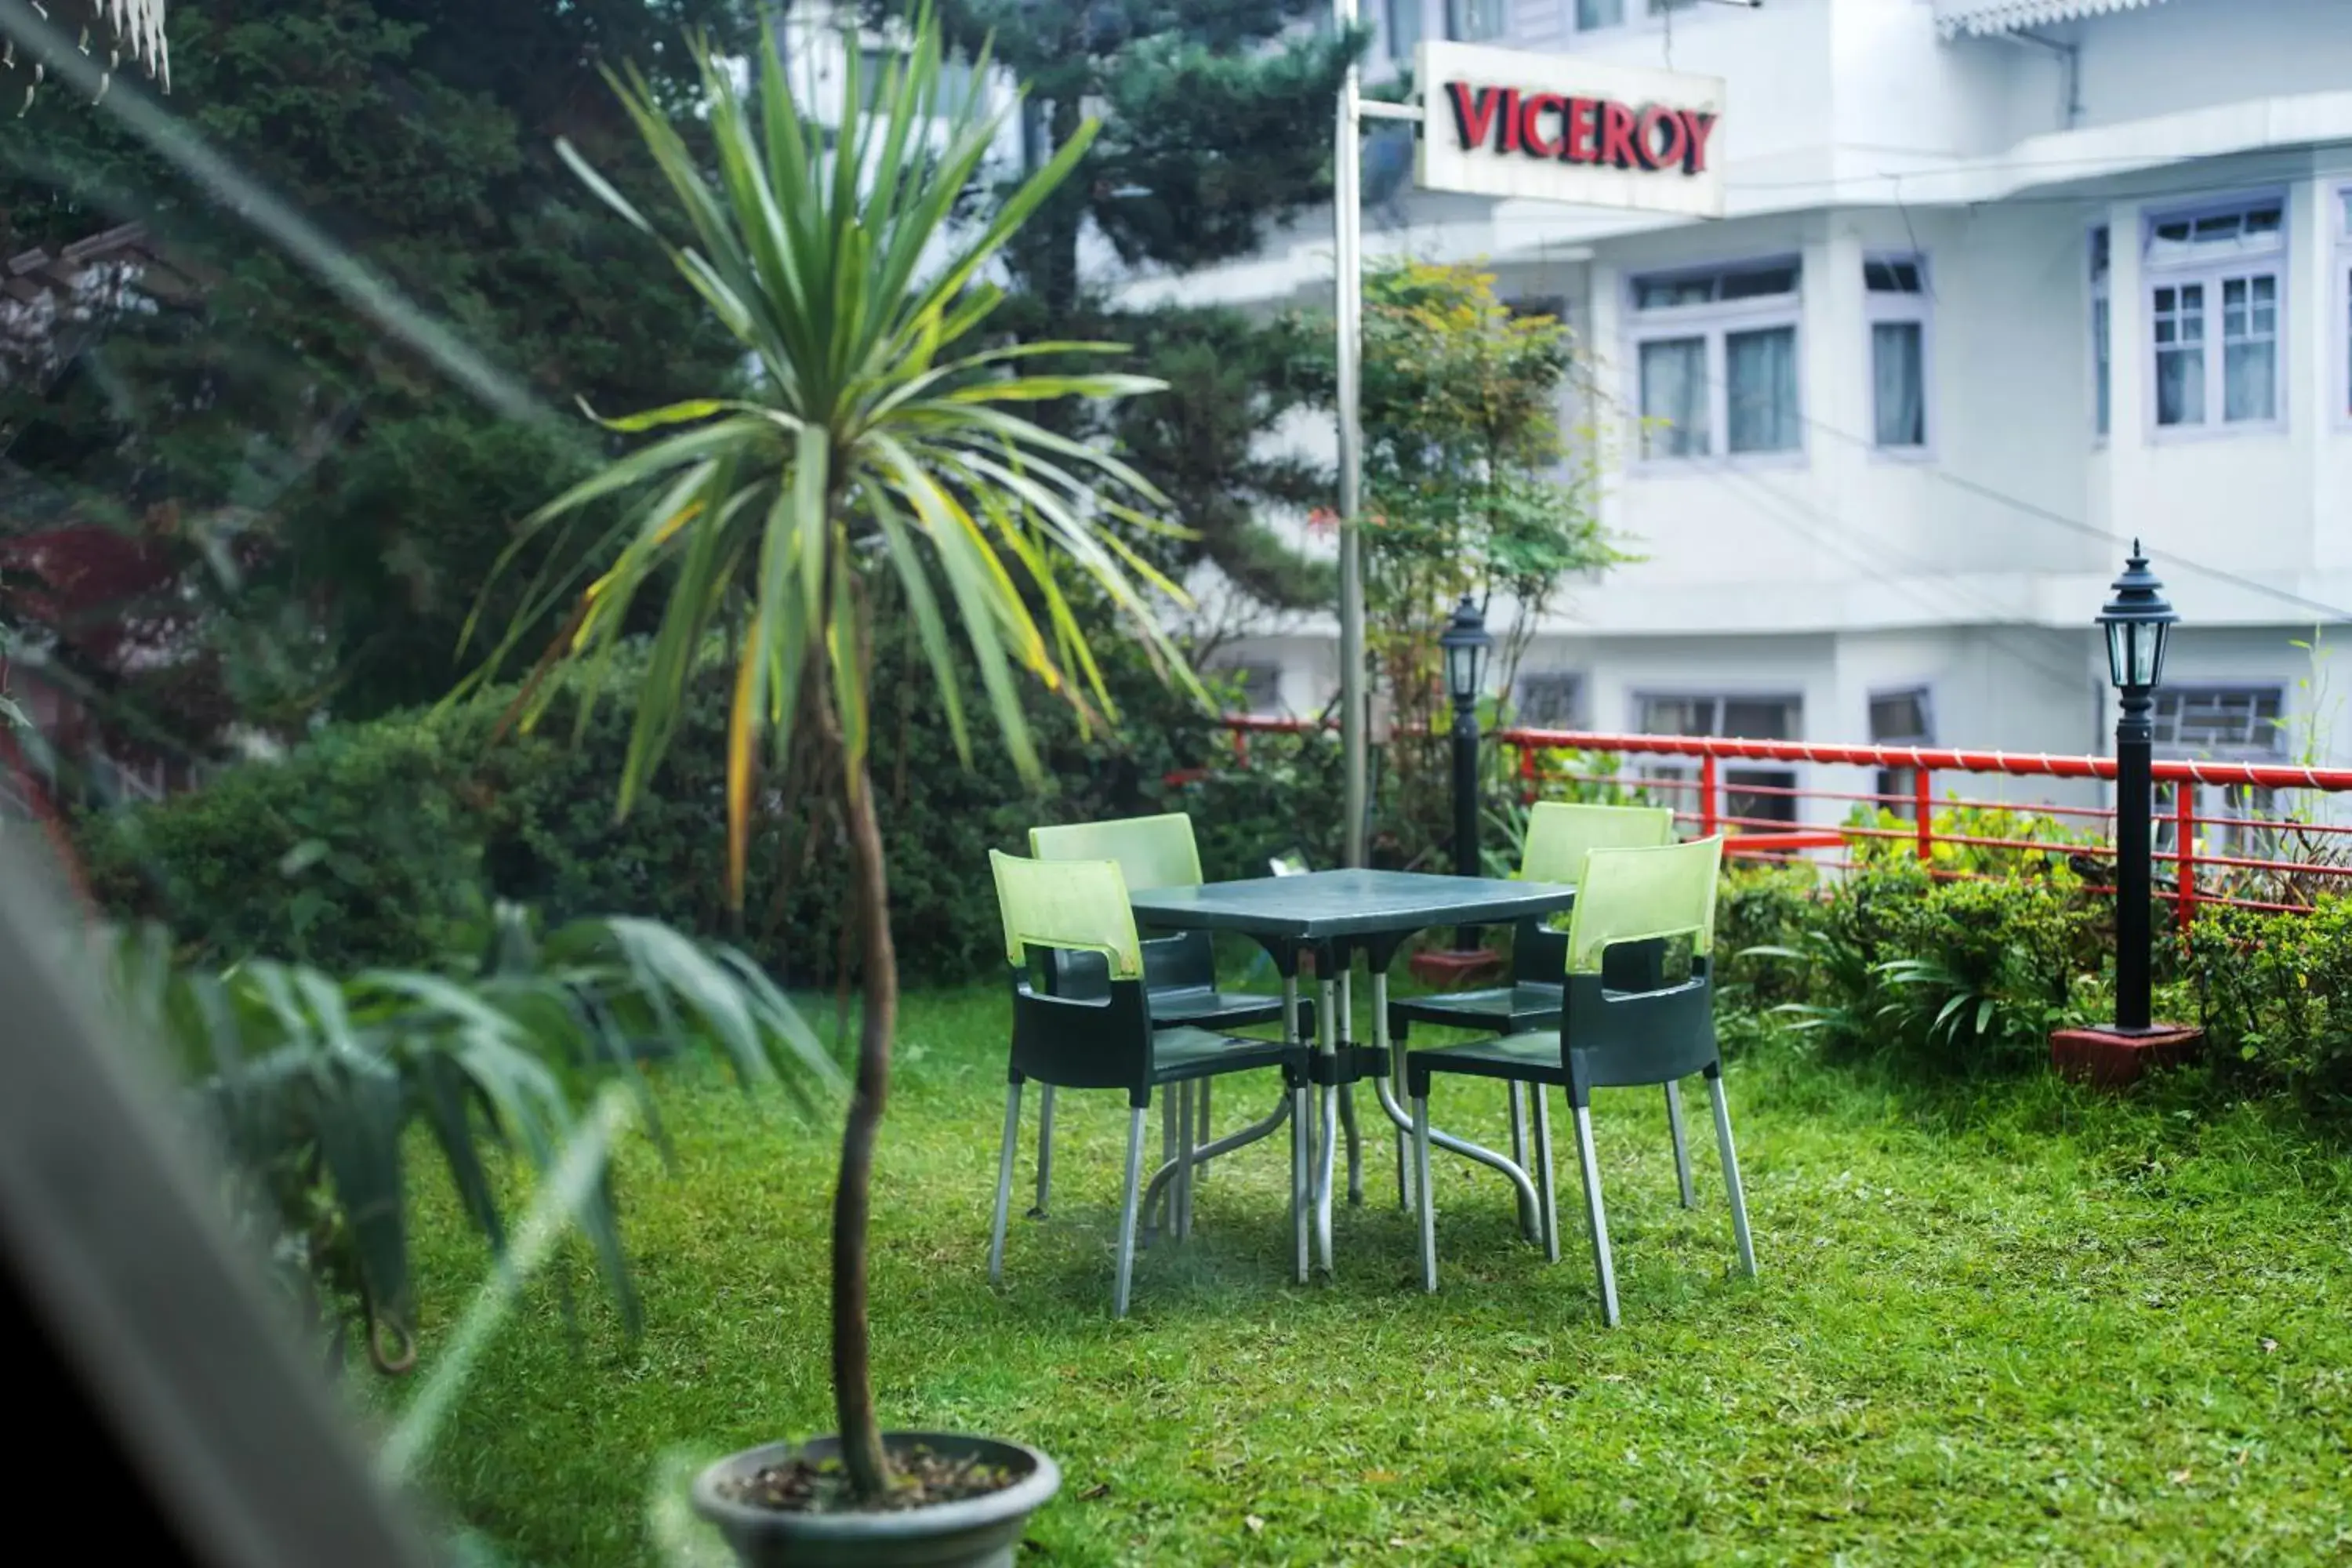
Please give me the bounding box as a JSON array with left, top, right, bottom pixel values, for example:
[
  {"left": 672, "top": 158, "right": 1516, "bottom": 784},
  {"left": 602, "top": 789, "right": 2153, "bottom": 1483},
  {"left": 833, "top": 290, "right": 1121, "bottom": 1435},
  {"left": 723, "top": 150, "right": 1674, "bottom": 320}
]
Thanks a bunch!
[
  {"left": 1386, "top": 804, "right": 1675, "bottom": 1232},
  {"left": 1403, "top": 835, "right": 1756, "bottom": 1325},
  {"left": 1028, "top": 813, "right": 1303, "bottom": 1225},
  {"left": 985, "top": 851, "right": 1311, "bottom": 1317}
]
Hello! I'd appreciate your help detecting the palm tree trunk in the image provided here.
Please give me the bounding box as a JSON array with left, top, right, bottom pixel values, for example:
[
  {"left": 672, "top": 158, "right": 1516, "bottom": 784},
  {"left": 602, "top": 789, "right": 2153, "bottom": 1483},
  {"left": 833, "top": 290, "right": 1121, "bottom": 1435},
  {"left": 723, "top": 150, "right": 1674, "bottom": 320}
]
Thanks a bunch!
[{"left": 833, "top": 755, "right": 894, "bottom": 1500}]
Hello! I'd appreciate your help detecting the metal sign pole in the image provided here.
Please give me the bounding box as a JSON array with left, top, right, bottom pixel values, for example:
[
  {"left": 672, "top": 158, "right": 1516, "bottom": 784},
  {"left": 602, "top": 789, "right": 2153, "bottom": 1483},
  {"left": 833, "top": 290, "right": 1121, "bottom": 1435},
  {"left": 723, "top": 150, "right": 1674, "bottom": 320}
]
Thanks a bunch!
[{"left": 1333, "top": 0, "right": 1369, "bottom": 869}]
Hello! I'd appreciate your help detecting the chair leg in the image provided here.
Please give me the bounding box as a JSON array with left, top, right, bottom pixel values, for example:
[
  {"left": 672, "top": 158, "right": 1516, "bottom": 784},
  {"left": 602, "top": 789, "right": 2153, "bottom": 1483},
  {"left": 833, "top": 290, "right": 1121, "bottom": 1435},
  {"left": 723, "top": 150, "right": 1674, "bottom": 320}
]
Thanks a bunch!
[
  {"left": 1571, "top": 1100, "right": 1621, "bottom": 1327},
  {"left": 1665, "top": 1080, "right": 1695, "bottom": 1210},
  {"left": 1113, "top": 1105, "right": 1149, "bottom": 1319},
  {"left": 1029, "top": 1085, "right": 1056, "bottom": 1218},
  {"left": 1174, "top": 1080, "right": 1196, "bottom": 1243},
  {"left": 1196, "top": 1079, "right": 1213, "bottom": 1183},
  {"left": 1708, "top": 1065, "right": 1759, "bottom": 1278},
  {"left": 1508, "top": 1083, "right": 1539, "bottom": 1242},
  {"left": 988, "top": 1080, "right": 1022, "bottom": 1284},
  {"left": 1291, "top": 1082, "right": 1310, "bottom": 1284},
  {"left": 1338, "top": 1081, "right": 1363, "bottom": 1207},
  {"left": 1532, "top": 1084, "right": 1560, "bottom": 1265},
  {"left": 1413, "top": 1092, "right": 1438, "bottom": 1293}
]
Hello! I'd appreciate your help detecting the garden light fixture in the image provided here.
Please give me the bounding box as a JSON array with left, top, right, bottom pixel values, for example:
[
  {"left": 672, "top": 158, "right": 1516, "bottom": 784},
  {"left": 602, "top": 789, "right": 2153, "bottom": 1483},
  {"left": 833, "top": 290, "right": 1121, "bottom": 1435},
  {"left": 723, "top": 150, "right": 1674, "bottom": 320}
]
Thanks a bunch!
[{"left": 2095, "top": 542, "right": 2175, "bottom": 1035}]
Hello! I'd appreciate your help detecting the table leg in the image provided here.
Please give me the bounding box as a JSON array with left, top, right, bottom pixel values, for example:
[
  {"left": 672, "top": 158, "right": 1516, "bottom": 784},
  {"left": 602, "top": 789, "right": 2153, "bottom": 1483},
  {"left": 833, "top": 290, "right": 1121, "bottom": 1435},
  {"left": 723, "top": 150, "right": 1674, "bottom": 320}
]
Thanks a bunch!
[
  {"left": 1315, "top": 971, "right": 1338, "bottom": 1277},
  {"left": 1371, "top": 1074, "right": 1542, "bottom": 1228},
  {"left": 1337, "top": 964, "right": 1363, "bottom": 1207}
]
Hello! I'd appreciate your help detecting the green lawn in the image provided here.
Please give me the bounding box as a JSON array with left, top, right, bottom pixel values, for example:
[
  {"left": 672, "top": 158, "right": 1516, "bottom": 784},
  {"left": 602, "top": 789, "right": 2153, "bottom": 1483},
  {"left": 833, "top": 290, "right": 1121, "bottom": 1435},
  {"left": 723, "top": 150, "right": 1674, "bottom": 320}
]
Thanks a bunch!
[{"left": 401, "top": 988, "right": 2352, "bottom": 1566}]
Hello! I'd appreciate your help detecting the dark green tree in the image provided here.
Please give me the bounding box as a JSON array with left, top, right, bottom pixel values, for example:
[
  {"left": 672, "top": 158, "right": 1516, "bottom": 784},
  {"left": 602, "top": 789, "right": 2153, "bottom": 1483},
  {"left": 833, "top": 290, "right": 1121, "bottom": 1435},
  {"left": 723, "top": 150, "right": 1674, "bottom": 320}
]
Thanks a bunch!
[
  {"left": 0, "top": 0, "right": 757, "bottom": 735},
  {"left": 870, "top": 0, "right": 1365, "bottom": 607}
]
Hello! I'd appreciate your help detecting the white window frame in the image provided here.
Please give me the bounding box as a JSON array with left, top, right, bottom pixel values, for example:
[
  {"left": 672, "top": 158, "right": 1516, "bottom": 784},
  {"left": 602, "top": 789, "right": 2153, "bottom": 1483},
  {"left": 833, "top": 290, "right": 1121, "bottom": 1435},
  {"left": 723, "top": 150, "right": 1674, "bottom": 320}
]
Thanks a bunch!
[
  {"left": 1864, "top": 252, "right": 1932, "bottom": 459},
  {"left": 1624, "top": 256, "right": 1806, "bottom": 470},
  {"left": 2141, "top": 192, "right": 2288, "bottom": 441},
  {"left": 1573, "top": 0, "right": 1704, "bottom": 31},
  {"left": 1513, "top": 670, "right": 1585, "bottom": 730},
  {"left": 2089, "top": 222, "right": 2111, "bottom": 444},
  {"left": 2335, "top": 183, "right": 2352, "bottom": 428},
  {"left": 1867, "top": 684, "right": 1935, "bottom": 821},
  {"left": 1630, "top": 691, "right": 1806, "bottom": 829}
]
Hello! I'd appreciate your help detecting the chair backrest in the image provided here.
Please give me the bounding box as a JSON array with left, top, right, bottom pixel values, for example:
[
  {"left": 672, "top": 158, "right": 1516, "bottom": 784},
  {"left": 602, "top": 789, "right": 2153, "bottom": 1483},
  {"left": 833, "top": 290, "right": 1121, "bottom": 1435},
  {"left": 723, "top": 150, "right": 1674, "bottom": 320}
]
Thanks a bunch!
[
  {"left": 1520, "top": 802, "right": 1675, "bottom": 885},
  {"left": 1029, "top": 813, "right": 1203, "bottom": 892},
  {"left": 1563, "top": 836, "right": 1726, "bottom": 976},
  {"left": 989, "top": 851, "right": 1144, "bottom": 980}
]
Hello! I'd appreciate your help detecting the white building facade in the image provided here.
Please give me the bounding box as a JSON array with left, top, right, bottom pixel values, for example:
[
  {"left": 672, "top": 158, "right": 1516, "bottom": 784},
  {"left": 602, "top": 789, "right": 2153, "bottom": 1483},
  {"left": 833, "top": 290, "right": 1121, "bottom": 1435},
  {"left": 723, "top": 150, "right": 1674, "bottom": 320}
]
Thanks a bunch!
[{"left": 1130, "top": 0, "right": 2352, "bottom": 829}]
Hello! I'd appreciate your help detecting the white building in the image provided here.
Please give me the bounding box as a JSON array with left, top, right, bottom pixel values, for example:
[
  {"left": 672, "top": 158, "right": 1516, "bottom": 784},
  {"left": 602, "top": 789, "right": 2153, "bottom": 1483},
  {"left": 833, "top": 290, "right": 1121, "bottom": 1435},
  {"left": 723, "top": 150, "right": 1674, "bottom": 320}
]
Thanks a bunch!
[{"left": 1129, "top": 0, "right": 2352, "bottom": 831}]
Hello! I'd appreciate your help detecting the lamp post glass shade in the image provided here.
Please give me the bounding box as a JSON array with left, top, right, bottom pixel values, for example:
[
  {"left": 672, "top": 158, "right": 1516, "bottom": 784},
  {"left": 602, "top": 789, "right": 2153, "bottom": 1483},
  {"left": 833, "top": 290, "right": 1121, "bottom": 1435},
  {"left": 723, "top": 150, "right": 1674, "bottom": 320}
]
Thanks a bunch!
[
  {"left": 2096, "top": 543, "right": 2177, "bottom": 691},
  {"left": 1440, "top": 595, "right": 1492, "bottom": 707}
]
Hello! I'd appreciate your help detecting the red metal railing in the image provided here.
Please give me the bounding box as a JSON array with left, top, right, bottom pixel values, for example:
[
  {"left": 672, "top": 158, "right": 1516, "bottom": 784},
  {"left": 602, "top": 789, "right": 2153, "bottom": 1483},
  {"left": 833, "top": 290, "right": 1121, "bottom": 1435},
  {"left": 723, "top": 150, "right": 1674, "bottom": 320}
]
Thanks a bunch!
[{"left": 1193, "top": 716, "right": 2352, "bottom": 920}]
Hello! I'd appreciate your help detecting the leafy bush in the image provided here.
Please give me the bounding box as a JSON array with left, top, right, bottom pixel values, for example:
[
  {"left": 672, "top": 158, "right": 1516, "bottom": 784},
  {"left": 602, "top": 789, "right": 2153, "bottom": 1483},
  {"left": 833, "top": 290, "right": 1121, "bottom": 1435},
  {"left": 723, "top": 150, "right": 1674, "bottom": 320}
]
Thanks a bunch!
[
  {"left": 82, "top": 622, "right": 1232, "bottom": 983},
  {"left": 2184, "top": 896, "right": 2352, "bottom": 1105},
  {"left": 1844, "top": 798, "right": 2096, "bottom": 880},
  {"left": 1749, "top": 867, "right": 2109, "bottom": 1076}
]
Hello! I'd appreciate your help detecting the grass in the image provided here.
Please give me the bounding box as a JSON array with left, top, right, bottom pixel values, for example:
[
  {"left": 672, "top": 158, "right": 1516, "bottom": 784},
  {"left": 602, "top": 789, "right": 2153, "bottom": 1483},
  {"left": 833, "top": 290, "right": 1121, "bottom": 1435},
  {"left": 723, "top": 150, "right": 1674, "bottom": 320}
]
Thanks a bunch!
[{"left": 397, "top": 988, "right": 2352, "bottom": 1566}]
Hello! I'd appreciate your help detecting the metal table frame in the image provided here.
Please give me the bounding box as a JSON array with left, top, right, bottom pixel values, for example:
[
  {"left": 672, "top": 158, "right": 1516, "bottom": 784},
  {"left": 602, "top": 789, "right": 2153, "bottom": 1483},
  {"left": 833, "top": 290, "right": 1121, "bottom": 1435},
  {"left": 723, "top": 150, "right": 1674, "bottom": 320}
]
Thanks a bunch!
[{"left": 1127, "top": 869, "right": 1575, "bottom": 1278}]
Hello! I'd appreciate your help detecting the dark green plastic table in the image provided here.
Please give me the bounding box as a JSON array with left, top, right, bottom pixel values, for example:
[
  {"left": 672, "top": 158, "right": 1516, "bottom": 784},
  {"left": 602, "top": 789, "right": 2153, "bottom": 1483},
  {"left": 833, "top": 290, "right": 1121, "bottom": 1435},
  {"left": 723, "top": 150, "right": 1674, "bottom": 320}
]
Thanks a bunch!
[{"left": 1128, "top": 869, "right": 1576, "bottom": 1276}]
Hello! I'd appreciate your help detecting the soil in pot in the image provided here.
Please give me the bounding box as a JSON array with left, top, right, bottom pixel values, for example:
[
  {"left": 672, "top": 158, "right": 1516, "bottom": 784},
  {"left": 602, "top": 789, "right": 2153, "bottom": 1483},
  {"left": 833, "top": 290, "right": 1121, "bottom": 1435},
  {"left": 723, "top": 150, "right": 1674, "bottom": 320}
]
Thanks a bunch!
[{"left": 717, "top": 1446, "right": 1018, "bottom": 1515}]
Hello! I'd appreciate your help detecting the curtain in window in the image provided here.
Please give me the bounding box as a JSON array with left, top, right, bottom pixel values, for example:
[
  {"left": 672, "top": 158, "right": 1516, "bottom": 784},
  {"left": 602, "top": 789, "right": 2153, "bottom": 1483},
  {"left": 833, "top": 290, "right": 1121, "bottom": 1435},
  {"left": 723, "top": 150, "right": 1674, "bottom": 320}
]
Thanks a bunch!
[
  {"left": 1639, "top": 337, "right": 1708, "bottom": 458},
  {"left": 1385, "top": 0, "right": 1424, "bottom": 58},
  {"left": 1578, "top": 0, "right": 1626, "bottom": 24},
  {"left": 2221, "top": 274, "right": 2277, "bottom": 423},
  {"left": 2092, "top": 297, "right": 2111, "bottom": 435},
  {"left": 1871, "top": 321, "right": 1926, "bottom": 447},
  {"left": 1726, "top": 326, "right": 1798, "bottom": 452},
  {"left": 2153, "top": 283, "right": 2205, "bottom": 426}
]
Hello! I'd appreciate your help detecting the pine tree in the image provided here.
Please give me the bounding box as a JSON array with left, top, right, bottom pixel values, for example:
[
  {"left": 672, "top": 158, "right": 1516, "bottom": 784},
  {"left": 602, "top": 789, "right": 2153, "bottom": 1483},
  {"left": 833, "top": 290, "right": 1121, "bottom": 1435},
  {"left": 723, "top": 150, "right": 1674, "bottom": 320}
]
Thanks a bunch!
[{"left": 878, "top": 0, "right": 1368, "bottom": 606}]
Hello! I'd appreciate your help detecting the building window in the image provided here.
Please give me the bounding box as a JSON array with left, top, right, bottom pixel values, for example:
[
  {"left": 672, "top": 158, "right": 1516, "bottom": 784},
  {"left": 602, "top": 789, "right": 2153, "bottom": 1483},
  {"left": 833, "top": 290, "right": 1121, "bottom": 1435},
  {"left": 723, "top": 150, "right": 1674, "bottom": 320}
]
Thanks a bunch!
[
  {"left": 1213, "top": 661, "right": 1284, "bottom": 716},
  {"left": 1446, "top": 0, "right": 1507, "bottom": 40},
  {"left": 1578, "top": 0, "right": 1700, "bottom": 21},
  {"left": 2152, "top": 686, "right": 2284, "bottom": 757},
  {"left": 1629, "top": 260, "right": 1803, "bottom": 462},
  {"left": 1635, "top": 693, "right": 1802, "bottom": 828},
  {"left": 1867, "top": 687, "right": 1933, "bottom": 821},
  {"left": 1385, "top": 0, "right": 1423, "bottom": 60},
  {"left": 2090, "top": 225, "right": 2111, "bottom": 438},
  {"left": 1514, "top": 673, "right": 1583, "bottom": 729},
  {"left": 2143, "top": 195, "right": 2284, "bottom": 431},
  {"left": 860, "top": 47, "right": 977, "bottom": 114},
  {"left": 1865, "top": 256, "right": 1929, "bottom": 450}
]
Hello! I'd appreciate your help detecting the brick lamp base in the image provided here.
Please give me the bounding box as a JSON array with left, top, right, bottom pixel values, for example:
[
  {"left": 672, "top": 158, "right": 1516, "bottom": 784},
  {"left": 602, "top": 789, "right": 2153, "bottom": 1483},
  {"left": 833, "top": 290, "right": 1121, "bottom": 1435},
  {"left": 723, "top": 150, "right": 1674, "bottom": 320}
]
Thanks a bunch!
[{"left": 2049, "top": 1024, "right": 2205, "bottom": 1089}]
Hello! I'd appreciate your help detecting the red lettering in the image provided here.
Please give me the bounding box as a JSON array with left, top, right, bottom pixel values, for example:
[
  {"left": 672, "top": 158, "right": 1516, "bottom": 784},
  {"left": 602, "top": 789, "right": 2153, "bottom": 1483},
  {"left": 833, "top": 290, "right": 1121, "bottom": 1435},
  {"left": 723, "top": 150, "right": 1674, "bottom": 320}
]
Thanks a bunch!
[
  {"left": 1596, "top": 100, "right": 1641, "bottom": 169},
  {"left": 1635, "top": 105, "right": 1686, "bottom": 172},
  {"left": 1561, "top": 96, "right": 1598, "bottom": 164},
  {"left": 1446, "top": 82, "right": 1502, "bottom": 151},
  {"left": 1676, "top": 108, "right": 1719, "bottom": 175},
  {"left": 1499, "top": 87, "right": 1523, "bottom": 153},
  {"left": 1519, "top": 93, "right": 1566, "bottom": 159}
]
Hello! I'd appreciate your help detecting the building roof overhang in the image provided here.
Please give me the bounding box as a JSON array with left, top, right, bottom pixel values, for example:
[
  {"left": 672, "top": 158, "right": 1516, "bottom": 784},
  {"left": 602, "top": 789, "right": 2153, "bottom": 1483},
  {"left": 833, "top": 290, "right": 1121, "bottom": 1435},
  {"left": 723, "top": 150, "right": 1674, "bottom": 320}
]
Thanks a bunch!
[{"left": 1931, "top": 0, "right": 2166, "bottom": 38}]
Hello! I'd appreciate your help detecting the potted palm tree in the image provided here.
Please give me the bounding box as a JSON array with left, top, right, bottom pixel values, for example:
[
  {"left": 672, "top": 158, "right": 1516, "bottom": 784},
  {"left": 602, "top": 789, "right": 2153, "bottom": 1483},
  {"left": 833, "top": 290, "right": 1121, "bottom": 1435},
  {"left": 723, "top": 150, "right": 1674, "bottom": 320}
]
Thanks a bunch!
[{"left": 474, "top": 9, "right": 1192, "bottom": 1563}]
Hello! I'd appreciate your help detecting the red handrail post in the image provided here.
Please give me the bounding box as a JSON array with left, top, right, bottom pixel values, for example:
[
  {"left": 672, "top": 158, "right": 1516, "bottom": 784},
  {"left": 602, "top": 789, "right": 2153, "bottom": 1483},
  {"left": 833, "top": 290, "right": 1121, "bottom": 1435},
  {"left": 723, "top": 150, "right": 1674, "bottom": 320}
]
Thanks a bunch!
[
  {"left": 2175, "top": 783, "right": 2196, "bottom": 927},
  {"left": 1913, "top": 767, "right": 1933, "bottom": 862},
  {"left": 1699, "top": 753, "right": 1720, "bottom": 837}
]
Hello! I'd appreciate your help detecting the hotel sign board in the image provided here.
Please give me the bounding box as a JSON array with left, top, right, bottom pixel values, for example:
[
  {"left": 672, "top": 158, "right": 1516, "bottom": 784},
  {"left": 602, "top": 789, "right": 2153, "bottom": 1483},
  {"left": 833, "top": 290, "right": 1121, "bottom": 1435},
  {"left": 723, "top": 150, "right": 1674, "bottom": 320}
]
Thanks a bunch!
[{"left": 1414, "top": 41, "right": 1726, "bottom": 219}]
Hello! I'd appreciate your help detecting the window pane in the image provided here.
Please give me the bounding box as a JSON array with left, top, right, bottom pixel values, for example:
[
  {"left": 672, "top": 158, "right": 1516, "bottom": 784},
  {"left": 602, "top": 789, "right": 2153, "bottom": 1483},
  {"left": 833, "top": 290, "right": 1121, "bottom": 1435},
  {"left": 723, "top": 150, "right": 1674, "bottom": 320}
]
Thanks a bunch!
[
  {"left": 1871, "top": 321, "right": 1926, "bottom": 448},
  {"left": 1515, "top": 674, "right": 1581, "bottom": 728},
  {"left": 1864, "top": 259, "right": 1922, "bottom": 293},
  {"left": 1726, "top": 326, "right": 1799, "bottom": 453},
  {"left": 2093, "top": 296, "right": 2111, "bottom": 436},
  {"left": 1639, "top": 337, "right": 1708, "bottom": 458},
  {"left": 1719, "top": 263, "right": 1799, "bottom": 300},
  {"left": 2154, "top": 282, "right": 2205, "bottom": 426},
  {"left": 1726, "top": 769, "right": 1798, "bottom": 826},
  {"left": 2223, "top": 271, "right": 2277, "bottom": 423},
  {"left": 1868, "top": 690, "right": 1932, "bottom": 743},
  {"left": 1722, "top": 700, "right": 1796, "bottom": 740},
  {"left": 1639, "top": 697, "right": 1716, "bottom": 736},
  {"left": 1633, "top": 275, "right": 1715, "bottom": 310},
  {"left": 1577, "top": 0, "right": 1626, "bottom": 24},
  {"left": 1385, "top": 0, "right": 1424, "bottom": 58},
  {"left": 2091, "top": 225, "right": 2110, "bottom": 281},
  {"left": 1448, "top": 0, "right": 1506, "bottom": 39}
]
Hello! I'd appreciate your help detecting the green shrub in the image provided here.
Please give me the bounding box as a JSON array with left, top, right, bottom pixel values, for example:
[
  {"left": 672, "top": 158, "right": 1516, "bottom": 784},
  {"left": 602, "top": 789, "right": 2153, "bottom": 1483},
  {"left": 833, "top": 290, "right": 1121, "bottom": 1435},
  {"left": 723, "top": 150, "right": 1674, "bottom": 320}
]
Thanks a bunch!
[
  {"left": 2185, "top": 896, "right": 2352, "bottom": 1106},
  {"left": 82, "top": 625, "right": 1233, "bottom": 985}
]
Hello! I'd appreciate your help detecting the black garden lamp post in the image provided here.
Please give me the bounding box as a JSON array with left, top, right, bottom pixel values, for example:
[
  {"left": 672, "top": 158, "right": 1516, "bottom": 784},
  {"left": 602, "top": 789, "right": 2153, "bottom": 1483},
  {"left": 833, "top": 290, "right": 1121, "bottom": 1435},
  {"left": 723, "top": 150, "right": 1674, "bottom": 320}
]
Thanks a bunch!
[
  {"left": 1439, "top": 594, "right": 1492, "bottom": 941},
  {"left": 2095, "top": 542, "right": 2176, "bottom": 1034}
]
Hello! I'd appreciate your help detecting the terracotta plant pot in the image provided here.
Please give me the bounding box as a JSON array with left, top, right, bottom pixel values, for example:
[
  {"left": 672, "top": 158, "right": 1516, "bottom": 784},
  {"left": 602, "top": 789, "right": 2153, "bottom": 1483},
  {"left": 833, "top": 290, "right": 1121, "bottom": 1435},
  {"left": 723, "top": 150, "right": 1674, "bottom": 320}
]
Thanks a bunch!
[{"left": 692, "top": 1432, "right": 1060, "bottom": 1568}]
